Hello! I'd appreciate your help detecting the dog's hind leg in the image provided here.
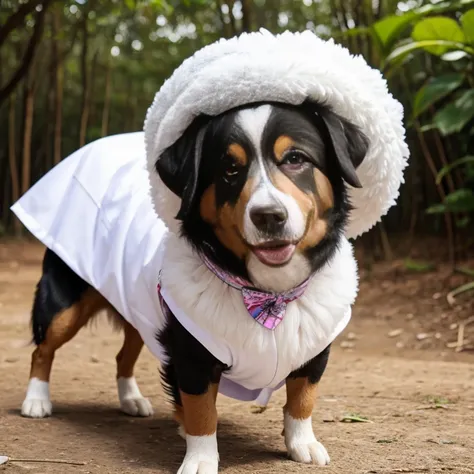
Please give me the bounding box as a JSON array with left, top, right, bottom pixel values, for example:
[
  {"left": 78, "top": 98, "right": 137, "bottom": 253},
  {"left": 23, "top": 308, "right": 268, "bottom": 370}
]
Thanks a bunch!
[
  {"left": 22, "top": 250, "right": 107, "bottom": 418},
  {"left": 115, "top": 319, "right": 153, "bottom": 417}
]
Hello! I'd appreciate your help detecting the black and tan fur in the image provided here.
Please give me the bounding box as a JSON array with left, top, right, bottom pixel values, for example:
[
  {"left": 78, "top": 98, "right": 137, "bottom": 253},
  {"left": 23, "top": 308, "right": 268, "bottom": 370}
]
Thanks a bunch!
[{"left": 24, "top": 100, "right": 368, "bottom": 468}]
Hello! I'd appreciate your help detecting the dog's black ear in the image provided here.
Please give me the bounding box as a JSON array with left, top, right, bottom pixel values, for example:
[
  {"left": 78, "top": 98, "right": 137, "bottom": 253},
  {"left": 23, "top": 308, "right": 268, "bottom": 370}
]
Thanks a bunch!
[
  {"left": 155, "top": 117, "right": 209, "bottom": 220},
  {"left": 303, "top": 102, "right": 369, "bottom": 188}
]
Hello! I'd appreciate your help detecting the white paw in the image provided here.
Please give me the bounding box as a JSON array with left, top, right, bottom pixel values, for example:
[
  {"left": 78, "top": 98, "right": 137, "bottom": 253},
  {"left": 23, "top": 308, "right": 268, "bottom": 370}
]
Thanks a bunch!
[
  {"left": 21, "top": 378, "right": 52, "bottom": 418},
  {"left": 117, "top": 376, "right": 153, "bottom": 416},
  {"left": 21, "top": 399, "right": 52, "bottom": 418},
  {"left": 287, "top": 439, "right": 330, "bottom": 465},
  {"left": 177, "top": 455, "right": 218, "bottom": 474},
  {"left": 178, "top": 434, "right": 219, "bottom": 474},
  {"left": 284, "top": 413, "right": 330, "bottom": 466},
  {"left": 120, "top": 397, "right": 154, "bottom": 417}
]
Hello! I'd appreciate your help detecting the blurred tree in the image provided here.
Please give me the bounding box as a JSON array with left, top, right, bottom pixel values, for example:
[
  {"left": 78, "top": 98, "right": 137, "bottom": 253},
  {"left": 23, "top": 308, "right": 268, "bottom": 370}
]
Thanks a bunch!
[{"left": 0, "top": 0, "right": 472, "bottom": 261}]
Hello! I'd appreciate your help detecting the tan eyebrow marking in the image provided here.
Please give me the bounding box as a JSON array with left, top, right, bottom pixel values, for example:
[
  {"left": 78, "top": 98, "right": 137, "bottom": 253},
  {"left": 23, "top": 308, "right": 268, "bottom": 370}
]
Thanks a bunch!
[
  {"left": 228, "top": 143, "right": 247, "bottom": 165},
  {"left": 273, "top": 135, "right": 296, "bottom": 162}
]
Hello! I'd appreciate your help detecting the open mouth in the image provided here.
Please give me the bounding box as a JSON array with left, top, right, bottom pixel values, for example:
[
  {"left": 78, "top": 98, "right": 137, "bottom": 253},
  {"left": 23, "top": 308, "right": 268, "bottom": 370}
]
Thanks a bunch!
[{"left": 251, "top": 240, "right": 296, "bottom": 266}]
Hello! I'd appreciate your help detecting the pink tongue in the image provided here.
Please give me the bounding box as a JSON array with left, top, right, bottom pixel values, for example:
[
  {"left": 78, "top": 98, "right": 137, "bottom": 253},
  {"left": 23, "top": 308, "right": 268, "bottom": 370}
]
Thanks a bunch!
[{"left": 253, "top": 244, "right": 296, "bottom": 266}]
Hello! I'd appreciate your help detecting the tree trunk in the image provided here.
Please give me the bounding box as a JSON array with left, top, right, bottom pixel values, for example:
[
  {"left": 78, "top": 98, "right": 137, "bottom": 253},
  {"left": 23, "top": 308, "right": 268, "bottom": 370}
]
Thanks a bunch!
[
  {"left": 101, "top": 59, "right": 112, "bottom": 137},
  {"left": 0, "top": 0, "right": 52, "bottom": 108},
  {"left": 21, "top": 84, "right": 35, "bottom": 195},
  {"left": 241, "top": 0, "right": 253, "bottom": 32},
  {"left": 52, "top": 6, "right": 64, "bottom": 165},
  {"left": 0, "top": 0, "right": 43, "bottom": 49},
  {"left": 216, "top": 0, "right": 231, "bottom": 37},
  {"left": 8, "top": 92, "right": 21, "bottom": 234},
  {"left": 79, "top": 2, "right": 93, "bottom": 147}
]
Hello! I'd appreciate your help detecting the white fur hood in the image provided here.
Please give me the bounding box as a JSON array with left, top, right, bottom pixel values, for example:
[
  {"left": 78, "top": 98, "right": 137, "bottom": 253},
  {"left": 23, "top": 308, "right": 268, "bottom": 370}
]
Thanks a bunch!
[{"left": 144, "top": 28, "right": 409, "bottom": 239}]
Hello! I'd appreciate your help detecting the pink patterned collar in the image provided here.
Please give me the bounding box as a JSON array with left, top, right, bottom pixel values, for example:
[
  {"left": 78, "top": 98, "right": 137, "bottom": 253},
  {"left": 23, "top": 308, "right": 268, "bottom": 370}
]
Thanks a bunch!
[{"left": 201, "top": 255, "right": 310, "bottom": 330}]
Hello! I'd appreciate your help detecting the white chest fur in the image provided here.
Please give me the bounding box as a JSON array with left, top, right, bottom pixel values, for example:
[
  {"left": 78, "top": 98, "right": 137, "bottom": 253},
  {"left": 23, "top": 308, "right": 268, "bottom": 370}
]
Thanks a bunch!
[{"left": 160, "top": 234, "right": 359, "bottom": 391}]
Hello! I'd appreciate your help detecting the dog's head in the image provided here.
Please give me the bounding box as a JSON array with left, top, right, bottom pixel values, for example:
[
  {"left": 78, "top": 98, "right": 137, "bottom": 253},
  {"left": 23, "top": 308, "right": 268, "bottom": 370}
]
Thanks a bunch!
[{"left": 155, "top": 101, "right": 368, "bottom": 292}]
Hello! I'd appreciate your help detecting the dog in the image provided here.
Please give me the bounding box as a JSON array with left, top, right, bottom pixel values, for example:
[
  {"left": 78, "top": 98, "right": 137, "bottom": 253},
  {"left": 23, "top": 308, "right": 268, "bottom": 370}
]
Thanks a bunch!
[{"left": 20, "top": 100, "right": 368, "bottom": 472}]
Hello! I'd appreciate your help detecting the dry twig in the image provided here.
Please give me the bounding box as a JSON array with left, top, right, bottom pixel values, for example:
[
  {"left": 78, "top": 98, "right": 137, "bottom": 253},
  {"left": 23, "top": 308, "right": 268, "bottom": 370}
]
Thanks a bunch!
[{"left": 5, "top": 457, "right": 86, "bottom": 466}]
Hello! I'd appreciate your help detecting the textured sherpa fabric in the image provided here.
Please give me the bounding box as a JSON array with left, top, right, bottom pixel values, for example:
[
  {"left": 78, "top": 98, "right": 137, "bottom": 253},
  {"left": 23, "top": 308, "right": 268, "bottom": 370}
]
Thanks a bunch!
[{"left": 144, "top": 28, "right": 409, "bottom": 239}]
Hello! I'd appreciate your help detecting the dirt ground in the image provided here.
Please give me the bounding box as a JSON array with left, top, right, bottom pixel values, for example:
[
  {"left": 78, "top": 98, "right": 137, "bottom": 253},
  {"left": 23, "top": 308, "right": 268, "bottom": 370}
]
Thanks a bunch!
[{"left": 0, "top": 240, "right": 473, "bottom": 474}]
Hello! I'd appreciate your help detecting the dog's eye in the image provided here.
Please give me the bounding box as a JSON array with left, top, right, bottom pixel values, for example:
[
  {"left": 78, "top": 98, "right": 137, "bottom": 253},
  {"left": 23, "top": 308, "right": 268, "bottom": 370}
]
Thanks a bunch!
[
  {"left": 280, "top": 151, "right": 309, "bottom": 171},
  {"left": 223, "top": 161, "right": 240, "bottom": 183}
]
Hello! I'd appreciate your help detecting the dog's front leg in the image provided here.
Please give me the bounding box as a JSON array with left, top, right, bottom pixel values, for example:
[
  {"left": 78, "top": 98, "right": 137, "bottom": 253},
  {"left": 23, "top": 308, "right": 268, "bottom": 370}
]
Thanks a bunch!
[
  {"left": 178, "top": 382, "right": 219, "bottom": 474},
  {"left": 283, "top": 345, "right": 331, "bottom": 466}
]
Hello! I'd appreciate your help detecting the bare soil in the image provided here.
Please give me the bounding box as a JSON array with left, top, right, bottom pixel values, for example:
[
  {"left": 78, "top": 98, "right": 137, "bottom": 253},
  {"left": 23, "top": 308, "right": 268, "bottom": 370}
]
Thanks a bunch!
[{"left": 0, "top": 240, "right": 473, "bottom": 474}]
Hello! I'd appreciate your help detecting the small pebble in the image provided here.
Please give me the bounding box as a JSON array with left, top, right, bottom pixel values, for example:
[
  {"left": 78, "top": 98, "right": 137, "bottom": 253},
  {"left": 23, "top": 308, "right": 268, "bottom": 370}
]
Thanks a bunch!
[
  {"left": 435, "top": 332, "right": 441, "bottom": 339},
  {"left": 346, "top": 332, "right": 358, "bottom": 340},
  {"left": 4, "top": 357, "right": 19, "bottom": 363},
  {"left": 396, "top": 341, "right": 404, "bottom": 349},
  {"left": 322, "top": 416, "right": 336, "bottom": 423},
  {"left": 432, "top": 292, "right": 442, "bottom": 300},
  {"left": 449, "top": 323, "right": 457, "bottom": 330},
  {"left": 406, "top": 313, "right": 414, "bottom": 320},
  {"left": 416, "top": 333, "right": 430, "bottom": 341},
  {"left": 90, "top": 356, "right": 100, "bottom": 363},
  {"left": 340, "top": 341, "right": 355, "bottom": 349},
  {"left": 388, "top": 329, "right": 403, "bottom": 338}
]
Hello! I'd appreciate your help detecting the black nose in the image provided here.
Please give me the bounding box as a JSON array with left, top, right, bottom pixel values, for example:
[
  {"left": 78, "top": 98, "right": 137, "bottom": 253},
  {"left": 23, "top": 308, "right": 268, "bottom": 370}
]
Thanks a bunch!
[{"left": 250, "top": 205, "right": 288, "bottom": 232}]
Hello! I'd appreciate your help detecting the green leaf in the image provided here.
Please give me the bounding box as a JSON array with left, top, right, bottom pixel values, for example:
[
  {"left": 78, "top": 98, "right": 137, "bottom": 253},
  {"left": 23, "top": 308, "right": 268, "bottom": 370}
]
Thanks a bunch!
[
  {"left": 419, "top": 123, "right": 437, "bottom": 132},
  {"left": 383, "top": 40, "right": 473, "bottom": 71},
  {"left": 336, "top": 26, "right": 370, "bottom": 39},
  {"left": 444, "top": 189, "right": 474, "bottom": 212},
  {"left": 413, "top": 73, "right": 464, "bottom": 118},
  {"left": 404, "top": 259, "right": 435, "bottom": 272},
  {"left": 372, "top": 12, "right": 417, "bottom": 52},
  {"left": 445, "top": 189, "right": 474, "bottom": 207},
  {"left": 447, "top": 281, "right": 474, "bottom": 304},
  {"left": 436, "top": 156, "right": 474, "bottom": 184},
  {"left": 434, "top": 89, "right": 474, "bottom": 135},
  {"left": 341, "top": 413, "right": 373, "bottom": 423},
  {"left": 426, "top": 203, "right": 447, "bottom": 214},
  {"left": 370, "top": 2, "right": 474, "bottom": 55},
  {"left": 461, "top": 9, "right": 474, "bottom": 44},
  {"left": 456, "top": 267, "right": 474, "bottom": 277},
  {"left": 412, "top": 17, "right": 466, "bottom": 55}
]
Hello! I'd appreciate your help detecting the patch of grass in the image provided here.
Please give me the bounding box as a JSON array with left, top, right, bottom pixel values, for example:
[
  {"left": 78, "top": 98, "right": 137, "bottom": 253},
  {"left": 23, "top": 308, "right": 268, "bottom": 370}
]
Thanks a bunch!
[
  {"left": 426, "top": 395, "right": 453, "bottom": 405},
  {"left": 404, "top": 258, "right": 435, "bottom": 273},
  {"left": 416, "top": 395, "right": 454, "bottom": 410}
]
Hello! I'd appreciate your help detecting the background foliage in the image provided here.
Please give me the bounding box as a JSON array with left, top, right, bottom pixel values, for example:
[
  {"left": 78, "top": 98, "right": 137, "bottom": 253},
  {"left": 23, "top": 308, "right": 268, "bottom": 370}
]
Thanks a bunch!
[{"left": 0, "top": 0, "right": 473, "bottom": 264}]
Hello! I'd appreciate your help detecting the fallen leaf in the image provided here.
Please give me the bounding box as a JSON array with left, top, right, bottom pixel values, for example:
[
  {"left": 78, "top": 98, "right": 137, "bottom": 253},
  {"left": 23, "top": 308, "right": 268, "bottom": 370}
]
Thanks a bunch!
[
  {"left": 341, "top": 413, "right": 373, "bottom": 423},
  {"left": 416, "top": 404, "right": 450, "bottom": 410}
]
